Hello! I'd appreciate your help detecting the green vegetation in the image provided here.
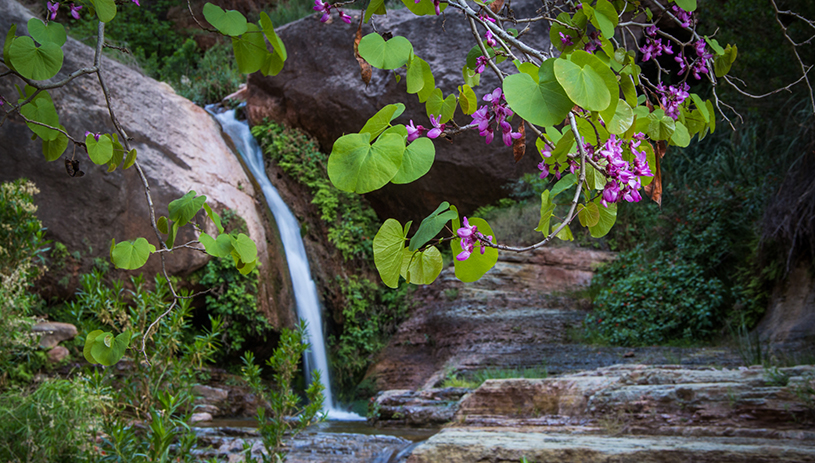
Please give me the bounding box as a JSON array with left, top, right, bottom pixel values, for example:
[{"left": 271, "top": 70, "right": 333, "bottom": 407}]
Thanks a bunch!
[{"left": 441, "top": 366, "right": 549, "bottom": 389}]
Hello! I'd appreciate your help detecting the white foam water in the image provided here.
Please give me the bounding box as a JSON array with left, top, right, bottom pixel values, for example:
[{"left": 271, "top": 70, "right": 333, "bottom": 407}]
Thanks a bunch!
[{"left": 206, "top": 105, "right": 364, "bottom": 421}]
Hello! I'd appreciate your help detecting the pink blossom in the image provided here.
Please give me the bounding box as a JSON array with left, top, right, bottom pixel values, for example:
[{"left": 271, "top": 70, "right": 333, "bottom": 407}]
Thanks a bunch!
[
  {"left": 47, "top": 1, "right": 59, "bottom": 20},
  {"left": 69, "top": 3, "right": 82, "bottom": 18},
  {"left": 406, "top": 120, "right": 425, "bottom": 142},
  {"left": 427, "top": 114, "right": 445, "bottom": 139}
]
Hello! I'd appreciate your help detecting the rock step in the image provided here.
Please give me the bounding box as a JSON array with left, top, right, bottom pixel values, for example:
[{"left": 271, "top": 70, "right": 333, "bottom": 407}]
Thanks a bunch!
[{"left": 407, "top": 429, "right": 815, "bottom": 463}]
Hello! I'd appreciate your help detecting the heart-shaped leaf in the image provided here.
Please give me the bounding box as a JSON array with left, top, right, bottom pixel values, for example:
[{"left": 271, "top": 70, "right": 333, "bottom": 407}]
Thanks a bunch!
[
  {"left": 392, "top": 137, "right": 434, "bottom": 184},
  {"left": 90, "top": 330, "right": 130, "bottom": 366},
  {"left": 200, "top": 232, "right": 233, "bottom": 257},
  {"left": 606, "top": 99, "right": 634, "bottom": 135},
  {"left": 589, "top": 198, "right": 617, "bottom": 238},
  {"left": 9, "top": 36, "right": 64, "bottom": 81},
  {"left": 91, "top": 0, "right": 117, "bottom": 22},
  {"left": 20, "top": 89, "right": 60, "bottom": 141},
  {"left": 578, "top": 202, "right": 601, "bottom": 227},
  {"left": 110, "top": 237, "right": 156, "bottom": 270},
  {"left": 358, "top": 33, "right": 413, "bottom": 70},
  {"left": 360, "top": 103, "right": 406, "bottom": 139},
  {"left": 230, "top": 233, "right": 257, "bottom": 263},
  {"left": 504, "top": 58, "right": 573, "bottom": 127},
  {"left": 458, "top": 84, "right": 478, "bottom": 115},
  {"left": 204, "top": 3, "right": 248, "bottom": 36},
  {"left": 554, "top": 55, "right": 610, "bottom": 112},
  {"left": 373, "top": 218, "right": 407, "bottom": 288},
  {"left": 232, "top": 23, "right": 267, "bottom": 74},
  {"left": 28, "top": 18, "right": 66, "bottom": 46},
  {"left": 42, "top": 125, "right": 68, "bottom": 161},
  {"left": 647, "top": 109, "right": 676, "bottom": 141},
  {"left": 83, "top": 330, "right": 104, "bottom": 364},
  {"left": 400, "top": 246, "right": 443, "bottom": 285},
  {"left": 400, "top": 0, "right": 447, "bottom": 16},
  {"left": 328, "top": 133, "right": 405, "bottom": 194},
  {"left": 86, "top": 133, "right": 113, "bottom": 165},
  {"left": 590, "top": 0, "right": 618, "bottom": 39}
]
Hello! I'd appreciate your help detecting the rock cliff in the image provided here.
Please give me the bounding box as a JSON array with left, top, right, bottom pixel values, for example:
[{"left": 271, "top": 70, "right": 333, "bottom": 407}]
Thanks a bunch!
[{"left": 0, "top": 0, "right": 295, "bottom": 328}]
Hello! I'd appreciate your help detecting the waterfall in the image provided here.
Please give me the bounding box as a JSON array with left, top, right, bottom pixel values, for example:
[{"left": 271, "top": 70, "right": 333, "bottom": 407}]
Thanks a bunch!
[{"left": 206, "top": 105, "right": 363, "bottom": 421}]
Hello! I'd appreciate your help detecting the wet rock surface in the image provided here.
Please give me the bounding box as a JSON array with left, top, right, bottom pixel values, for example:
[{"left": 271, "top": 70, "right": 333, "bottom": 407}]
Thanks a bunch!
[{"left": 369, "top": 388, "right": 470, "bottom": 427}]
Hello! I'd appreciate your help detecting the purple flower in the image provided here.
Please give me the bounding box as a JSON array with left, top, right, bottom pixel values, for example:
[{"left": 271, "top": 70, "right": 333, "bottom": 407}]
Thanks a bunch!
[
  {"left": 559, "top": 32, "right": 573, "bottom": 47},
  {"left": 485, "top": 30, "right": 497, "bottom": 48},
  {"left": 584, "top": 31, "right": 601, "bottom": 53},
  {"left": 456, "top": 217, "right": 493, "bottom": 261},
  {"left": 47, "top": 1, "right": 59, "bottom": 20},
  {"left": 657, "top": 82, "right": 690, "bottom": 119},
  {"left": 479, "top": 14, "right": 496, "bottom": 23},
  {"left": 84, "top": 131, "right": 101, "bottom": 141},
  {"left": 552, "top": 162, "right": 562, "bottom": 180},
  {"left": 646, "top": 25, "right": 658, "bottom": 36},
  {"left": 0, "top": 95, "right": 5, "bottom": 106},
  {"left": 502, "top": 126, "right": 522, "bottom": 146},
  {"left": 474, "top": 55, "right": 488, "bottom": 74},
  {"left": 540, "top": 145, "right": 552, "bottom": 159},
  {"left": 132, "top": 0, "right": 140, "bottom": 6},
  {"left": 672, "top": 5, "right": 692, "bottom": 28},
  {"left": 640, "top": 37, "right": 672, "bottom": 62},
  {"left": 338, "top": 10, "right": 351, "bottom": 23},
  {"left": 427, "top": 114, "right": 445, "bottom": 139},
  {"left": 314, "top": 0, "right": 331, "bottom": 21},
  {"left": 483, "top": 87, "right": 502, "bottom": 103},
  {"left": 602, "top": 181, "right": 620, "bottom": 205},
  {"left": 406, "top": 120, "right": 425, "bottom": 142},
  {"left": 69, "top": 2, "right": 81, "bottom": 18},
  {"left": 538, "top": 160, "right": 549, "bottom": 179},
  {"left": 568, "top": 159, "right": 579, "bottom": 174}
]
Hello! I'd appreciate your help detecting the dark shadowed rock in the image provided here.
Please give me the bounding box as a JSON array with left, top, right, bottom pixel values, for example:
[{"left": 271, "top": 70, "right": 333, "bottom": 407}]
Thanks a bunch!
[
  {"left": 0, "top": 0, "right": 295, "bottom": 329},
  {"left": 245, "top": 1, "right": 552, "bottom": 221},
  {"left": 758, "top": 263, "right": 815, "bottom": 356}
]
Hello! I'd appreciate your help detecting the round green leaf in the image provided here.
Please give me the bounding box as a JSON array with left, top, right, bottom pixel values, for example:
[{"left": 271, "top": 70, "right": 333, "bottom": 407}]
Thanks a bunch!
[
  {"left": 578, "top": 202, "right": 601, "bottom": 227},
  {"left": 589, "top": 198, "right": 617, "bottom": 238},
  {"left": 110, "top": 237, "right": 156, "bottom": 270},
  {"left": 90, "top": 331, "right": 129, "bottom": 366},
  {"left": 392, "top": 137, "right": 435, "bottom": 184},
  {"left": 674, "top": 0, "right": 697, "bottom": 12},
  {"left": 591, "top": 0, "right": 618, "bottom": 39},
  {"left": 28, "top": 18, "right": 66, "bottom": 46},
  {"left": 203, "top": 3, "right": 248, "bottom": 36},
  {"left": 86, "top": 133, "right": 113, "bottom": 165},
  {"left": 327, "top": 133, "right": 405, "bottom": 194},
  {"left": 200, "top": 232, "right": 233, "bottom": 258},
  {"left": 91, "top": 0, "right": 117, "bottom": 22},
  {"left": 373, "top": 218, "right": 406, "bottom": 288},
  {"left": 407, "top": 56, "right": 426, "bottom": 94},
  {"left": 458, "top": 84, "right": 478, "bottom": 115},
  {"left": 401, "top": 246, "right": 443, "bottom": 285},
  {"left": 230, "top": 233, "right": 257, "bottom": 263},
  {"left": 606, "top": 99, "right": 634, "bottom": 135},
  {"left": 504, "top": 59, "right": 573, "bottom": 127},
  {"left": 232, "top": 23, "right": 266, "bottom": 74},
  {"left": 8, "top": 36, "right": 64, "bottom": 81},
  {"left": 358, "top": 33, "right": 413, "bottom": 70},
  {"left": 554, "top": 55, "right": 610, "bottom": 112},
  {"left": 451, "top": 207, "right": 499, "bottom": 283},
  {"left": 400, "top": 0, "right": 447, "bottom": 16},
  {"left": 647, "top": 109, "right": 676, "bottom": 141},
  {"left": 671, "top": 120, "right": 691, "bottom": 147},
  {"left": 360, "top": 103, "right": 406, "bottom": 139},
  {"left": 42, "top": 125, "right": 68, "bottom": 161}
]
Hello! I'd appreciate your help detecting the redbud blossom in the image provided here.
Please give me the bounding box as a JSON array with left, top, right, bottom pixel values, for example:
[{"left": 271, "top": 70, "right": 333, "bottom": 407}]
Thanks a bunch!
[
  {"left": 69, "top": 3, "right": 81, "bottom": 18},
  {"left": 474, "top": 55, "right": 489, "bottom": 74},
  {"left": 456, "top": 217, "right": 493, "bottom": 261},
  {"left": 47, "top": 1, "right": 58, "bottom": 20},
  {"left": 427, "top": 115, "right": 445, "bottom": 139},
  {"left": 84, "top": 131, "right": 101, "bottom": 141},
  {"left": 559, "top": 32, "right": 573, "bottom": 47},
  {"left": 132, "top": 0, "right": 140, "bottom": 6},
  {"left": 537, "top": 160, "right": 549, "bottom": 179},
  {"left": 406, "top": 120, "right": 425, "bottom": 142},
  {"left": 672, "top": 5, "right": 693, "bottom": 28},
  {"left": 338, "top": 10, "right": 352, "bottom": 23},
  {"left": 470, "top": 88, "right": 521, "bottom": 146}
]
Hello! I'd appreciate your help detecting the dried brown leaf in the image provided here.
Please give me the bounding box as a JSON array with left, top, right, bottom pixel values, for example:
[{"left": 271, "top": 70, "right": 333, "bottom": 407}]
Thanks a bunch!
[
  {"left": 644, "top": 140, "right": 666, "bottom": 206},
  {"left": 354, "top": 17, "right": 372, "bottom": 86},
  {"left": 513, "top": 119, "right": 526, "bottom": 162},
  {"left": 490, "top": 0, "right": 504, "bottom": 14}
]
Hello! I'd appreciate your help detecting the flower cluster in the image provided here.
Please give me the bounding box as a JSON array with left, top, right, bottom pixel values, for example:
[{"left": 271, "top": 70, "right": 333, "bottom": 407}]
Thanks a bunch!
[
  {"left": 672, "top": 5, "right": 693, "bottom": 28},
  {"left": 583, "top": 31, "right": 602, "bottom": 53},
  {"left": 456, "top": 216, "right": 493, "bottom": 261},
  {"left": 314, "top": 0, "right": 351, "bottom": 24},
  {"left": 474, "top": 55, "right": 489, "bottom": 74},
  {"left": 640, "top": 26, "right": 673, "bottom": 62},
  {"left": 597, "top": 134, "right": 652, "bottom": 207},
  {"left": 656, "top": 82, "right": 689, "bottom": 119},
  {"left": 559, "top": 32, "right": 573, "bottom": 47},
  {"left": 470, "top": 87, "right": 522, "bottom": 146},
  {"left": 480, "top": 15, "right": 497, "bottom": 47}
]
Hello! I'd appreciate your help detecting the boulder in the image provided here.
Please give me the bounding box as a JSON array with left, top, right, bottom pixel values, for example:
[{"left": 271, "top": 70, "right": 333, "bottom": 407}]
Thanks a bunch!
[
  {"left": 32, "top": 321, "right": 77, "bottom": 348},
  {"left": 369, "top": 387, "right": 470, "bottom": 427},
  {"left": 0, "top": 0, "right": 295, "bottom": 329},
  {"left": 46, "top": 345, "right": 70, "bottom": 363},
  {"left": 757, "top": 262, "right": 815, "bottom": 354},
  {"left": 244, "top": 0, "right": 551, "bottom": 221}
]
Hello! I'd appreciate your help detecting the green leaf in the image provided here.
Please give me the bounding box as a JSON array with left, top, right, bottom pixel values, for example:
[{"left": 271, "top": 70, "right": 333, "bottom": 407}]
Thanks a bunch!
[
  {"left": 705, "top": 36, "right": 724, "bottom": 55},
  {"left": 504, "top": 59, "right": 572, "bottom": 127},
  {"left": 690, "top": 93, "right": 709, "bottom": 122},
  {"left": 328, "top": 133, "right": 405, "bottom": 194},
  {"left": 8, "top": 36, "right": 63, "bottom": 81},
  {"left": 203, "top": 203, "right": 224, "bottom": 234},
  {"left": 3, "top": 24, "right": 17, "bottom": 72},
  {"left": 578, "top": 202, "right": 600, "bottom": 227},
  {"left": 86, "top": 133, "right": 113, "bottom": 165},
  {"left": 260, "top": 49, "right": 285, "bottom": 76},
  {"left": 19, "top": 89, "right": 59, "bottom": 141},
  {"left": 400, "top": 0, "right": 447, "bottom": 16},
  {"left": 42, "top": 125, "right": 68, "bottom": 161},
  {"left": 234, "top": 256, "right": 258, "bottom": 275},
  {"left": 90, "top": 0, "right": 116, "bottom": 22},
  {"left": 401, "top": 247, "right": 443, "bottom": 285},
  {"left": 407, "top": 57, "right": 426, "bottom": 94},
  {"left": 585, "top": 164, "right": 606, "bottom": 190},
  {"left": 515, "top": 61, "right": 539, "bottom": 82},
  {"left": 589, "top": 198, "right": 617, "bottom": 238},
  {"left": 123, "top": 148, "right": 137, "bottom": 169},
  {"left": 392, "top": 137, "right": 435, "bottom": 184},
  {"left": 591, "top": 0, "right": 618, "bottom": 38},
  {"left": 204, "top": 3, "right": 248, "bottom": 36},
  {"left": 166, "top": 222, "right": 179, "bottom": 249},
  {"left": 110, "top": 237, "right": 156, "bottom": 270},
  {"left": 168, "top": 191, "right": 207, "bottom": 227},
  {"left": 230, "top": 233, "right": 257, "bottom": 263},
  {"left": 462, "top": 65, "right": 480, "bottom": 88},
  {"left": 551, "top": 173, "right": 577, "bottom": 198},
  {"left": 555, "top": 52, "right": 610, "bottom": 112},
  {"left": 106, "top": 140, "right": 124, "bottom": 172},
  {"left": 358, "top": 34, "right": 413, "bottom": 70},
  {"left": 451, "top": 207, "right": 498, "bottom": 283},
  {"left": 606, "top": 99, "right": 634, "bottom": 135},
  {"left": 673, "top": 0, "right": 696, "bottom": 12},
  {"left": 535, "top": 190, "right": 555, "bottom": 234},
  {"left": 83, "top": 330, "right": 104, "bottom": 364},
  {"left": 707, "top": 99, "right": 716, "bottom": 133},
  {"left": 232, "top": 23, "right": 267, "bottom": 74},
  {"left": 417, "top": 59, "right": 436, "bottom": 102},
  {"left": 409, "top": 201, "right": 457, "bottom": 251},
  {"left": 554, "top": 222, "right": 574, "bottom": 241},
  {"left": 28, "top": 18, "right": 66, "bottom": 46},
  {"left": 259, "top": 12, "right": 286, "bottom": 76},
  {"left": 425, "top": 89, "right": 456, "bottom": 123},
  {"left": 157, "top": 216, "right": 169, "bottom": 234},
  {"left": 458, "top": 85, "right": 478, "bottom": 115},
  {"left": 360, "top": 103, "right": 406, "bottom": 139},
  {"left": 90, "top": 331, "right": 130, "bottom": 366},
  {"left": 365, "top": 0, "right": 386, "bottom": 22},
  {"left": 671, "top": 120, "right": 691, "bottom": 147},
  {"left": 373, "top": 218, "right": 406, "bottom": 288},
  {"left": 550, "top": 11, "right": 586, "bottom": 53},
  {"left": 647, "top": 109, "right": 676, "bottom": 141},
  {"left": 200, "top": 232, "right": 234, "bottom": 258},
  {"left": 714, "top": 44, "right": 737, "bottom": 77}
]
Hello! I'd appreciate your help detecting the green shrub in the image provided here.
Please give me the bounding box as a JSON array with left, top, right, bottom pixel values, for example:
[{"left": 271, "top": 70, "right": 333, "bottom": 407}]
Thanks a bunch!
[{"left": 0, "top": 377, "right": 106, "bottom": 462}]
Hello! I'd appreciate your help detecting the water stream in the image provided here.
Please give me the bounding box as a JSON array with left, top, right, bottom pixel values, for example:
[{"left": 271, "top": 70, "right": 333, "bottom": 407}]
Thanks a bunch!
[{"left": 206, "top": 105, "right": 363, "bottom": 421}]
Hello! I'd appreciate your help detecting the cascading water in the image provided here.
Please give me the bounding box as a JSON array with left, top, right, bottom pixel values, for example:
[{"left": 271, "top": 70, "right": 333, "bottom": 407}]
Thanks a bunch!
[{"left": 206, "top": 105, "right": 363, "bottom": 421}]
